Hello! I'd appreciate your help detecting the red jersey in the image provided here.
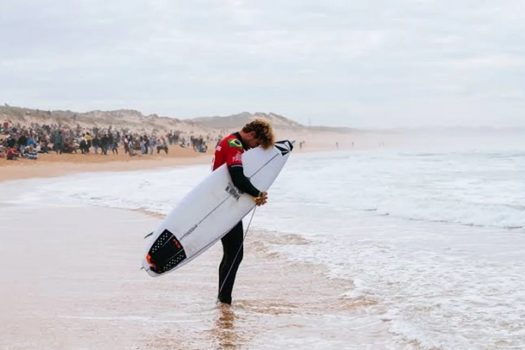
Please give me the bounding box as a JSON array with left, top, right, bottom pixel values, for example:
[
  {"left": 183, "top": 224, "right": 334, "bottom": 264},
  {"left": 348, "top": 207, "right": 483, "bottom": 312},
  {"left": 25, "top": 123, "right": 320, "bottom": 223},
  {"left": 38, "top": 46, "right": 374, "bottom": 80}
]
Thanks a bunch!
[{"left": 212, "top": 133, "right": 245, "bottom": 171}]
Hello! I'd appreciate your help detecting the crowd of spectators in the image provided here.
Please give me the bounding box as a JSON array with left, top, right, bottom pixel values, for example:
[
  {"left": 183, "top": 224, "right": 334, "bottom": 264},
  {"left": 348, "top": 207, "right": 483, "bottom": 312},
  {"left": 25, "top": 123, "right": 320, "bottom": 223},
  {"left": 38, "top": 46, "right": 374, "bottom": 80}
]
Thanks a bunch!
[{"left": 0, "top": 119, "right": 214, "bottom": 161}]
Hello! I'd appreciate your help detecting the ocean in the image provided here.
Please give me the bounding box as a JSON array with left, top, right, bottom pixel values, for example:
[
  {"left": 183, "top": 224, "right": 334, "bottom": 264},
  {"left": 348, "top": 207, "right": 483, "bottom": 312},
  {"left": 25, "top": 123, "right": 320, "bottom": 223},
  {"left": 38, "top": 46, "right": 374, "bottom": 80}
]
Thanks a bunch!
[{"left": 2, "top": 147, "right": 524, "bottom": 349}]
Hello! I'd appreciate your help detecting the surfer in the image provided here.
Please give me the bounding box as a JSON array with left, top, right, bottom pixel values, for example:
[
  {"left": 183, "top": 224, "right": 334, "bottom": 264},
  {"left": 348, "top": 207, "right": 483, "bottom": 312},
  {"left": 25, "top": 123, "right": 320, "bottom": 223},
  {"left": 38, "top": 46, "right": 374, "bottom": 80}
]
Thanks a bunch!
[{"left": 213, "top": 119, "right": 275, "bottom": 305}]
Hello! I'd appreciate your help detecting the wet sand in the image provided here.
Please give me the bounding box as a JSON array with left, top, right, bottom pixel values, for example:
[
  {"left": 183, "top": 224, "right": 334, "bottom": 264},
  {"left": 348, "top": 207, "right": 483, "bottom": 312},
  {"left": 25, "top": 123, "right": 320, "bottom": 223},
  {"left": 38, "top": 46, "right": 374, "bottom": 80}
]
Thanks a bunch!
[{"left": 0, "top": 204, "right": 390, "bottom": 349}]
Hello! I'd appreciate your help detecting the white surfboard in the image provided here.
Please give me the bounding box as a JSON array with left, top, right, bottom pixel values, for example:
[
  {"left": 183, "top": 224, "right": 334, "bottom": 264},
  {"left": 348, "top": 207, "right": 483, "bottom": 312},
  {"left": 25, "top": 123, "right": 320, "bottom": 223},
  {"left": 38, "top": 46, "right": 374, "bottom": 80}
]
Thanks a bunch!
[{"left": 142, "top": 140, "right": 294, "bottom": 277}]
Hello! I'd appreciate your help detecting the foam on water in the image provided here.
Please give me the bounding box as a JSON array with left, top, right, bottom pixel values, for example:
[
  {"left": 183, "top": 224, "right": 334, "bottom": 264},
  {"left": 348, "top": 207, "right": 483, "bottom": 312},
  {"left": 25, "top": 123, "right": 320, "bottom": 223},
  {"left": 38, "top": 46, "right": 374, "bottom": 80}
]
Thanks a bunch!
[
  {"left": 1, "top": 165, "right": 209, "bottom": 213},
  {"left": 2, "top": 149, "right": 524, "bottom": 349}
]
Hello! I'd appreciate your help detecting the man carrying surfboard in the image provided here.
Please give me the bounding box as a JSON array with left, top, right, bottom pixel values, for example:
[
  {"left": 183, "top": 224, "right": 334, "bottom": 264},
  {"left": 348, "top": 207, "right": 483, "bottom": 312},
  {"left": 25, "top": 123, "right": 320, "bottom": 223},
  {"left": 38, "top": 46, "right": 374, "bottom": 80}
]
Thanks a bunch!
[{"left": 213, "top": 119, "right": 275, "bottom": 305}]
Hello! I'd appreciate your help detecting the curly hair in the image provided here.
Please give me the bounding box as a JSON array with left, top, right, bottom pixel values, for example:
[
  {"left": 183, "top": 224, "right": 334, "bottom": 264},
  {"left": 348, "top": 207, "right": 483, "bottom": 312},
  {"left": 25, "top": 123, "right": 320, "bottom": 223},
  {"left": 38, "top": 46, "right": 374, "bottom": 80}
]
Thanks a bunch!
[{"left": 242, "top": 119, "right": 275, "bottom": 149}]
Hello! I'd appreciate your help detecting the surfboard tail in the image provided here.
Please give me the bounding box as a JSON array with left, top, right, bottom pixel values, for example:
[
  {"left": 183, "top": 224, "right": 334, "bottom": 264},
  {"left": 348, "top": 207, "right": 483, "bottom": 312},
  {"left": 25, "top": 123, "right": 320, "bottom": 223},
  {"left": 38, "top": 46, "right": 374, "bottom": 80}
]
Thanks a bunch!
[{"left": 143, "top": 229, "right": 187, "bottom": 277}]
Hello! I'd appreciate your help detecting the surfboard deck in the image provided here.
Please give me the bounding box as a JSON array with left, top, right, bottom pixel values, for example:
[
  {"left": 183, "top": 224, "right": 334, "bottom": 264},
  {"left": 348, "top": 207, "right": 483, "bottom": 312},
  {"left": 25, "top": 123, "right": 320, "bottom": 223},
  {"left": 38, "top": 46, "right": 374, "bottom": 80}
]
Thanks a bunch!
[{"left": 142, "top": 140, "right": 294, "bottom": 276}]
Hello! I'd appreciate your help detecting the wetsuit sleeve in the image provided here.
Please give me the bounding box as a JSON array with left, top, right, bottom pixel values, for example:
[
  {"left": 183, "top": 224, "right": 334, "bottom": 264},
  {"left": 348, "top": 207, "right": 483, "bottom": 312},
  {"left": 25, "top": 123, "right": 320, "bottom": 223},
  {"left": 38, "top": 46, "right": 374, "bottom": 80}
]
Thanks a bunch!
[
  {"left": 223, "top": 137, "right": 261, "bottom": 197},
  {"left": 228, "top": 165, "right": 261, "bottom": 197}
]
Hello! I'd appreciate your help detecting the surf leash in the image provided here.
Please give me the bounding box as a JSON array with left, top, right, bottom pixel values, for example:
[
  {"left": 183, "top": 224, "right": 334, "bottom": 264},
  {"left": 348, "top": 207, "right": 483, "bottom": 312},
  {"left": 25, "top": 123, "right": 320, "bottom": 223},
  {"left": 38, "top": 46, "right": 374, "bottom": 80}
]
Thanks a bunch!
[{"left": 218, "top": 206, "right": 257, "bottom": 296}]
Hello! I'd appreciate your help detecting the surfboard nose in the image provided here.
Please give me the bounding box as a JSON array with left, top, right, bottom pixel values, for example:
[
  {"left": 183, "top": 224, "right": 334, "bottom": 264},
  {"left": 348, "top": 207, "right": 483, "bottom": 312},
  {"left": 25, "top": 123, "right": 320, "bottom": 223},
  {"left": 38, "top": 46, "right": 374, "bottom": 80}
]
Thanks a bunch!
[{"left": 275, "top": 140, "right": 294, "bottom": 155}]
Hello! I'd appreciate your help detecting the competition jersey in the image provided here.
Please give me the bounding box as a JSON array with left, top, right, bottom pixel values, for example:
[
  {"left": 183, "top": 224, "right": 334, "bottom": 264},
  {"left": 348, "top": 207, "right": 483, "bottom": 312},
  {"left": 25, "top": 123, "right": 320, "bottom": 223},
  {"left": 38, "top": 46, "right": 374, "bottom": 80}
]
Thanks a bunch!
[{"left": 212, "top": 133, "right": 246, "bottom": 171}]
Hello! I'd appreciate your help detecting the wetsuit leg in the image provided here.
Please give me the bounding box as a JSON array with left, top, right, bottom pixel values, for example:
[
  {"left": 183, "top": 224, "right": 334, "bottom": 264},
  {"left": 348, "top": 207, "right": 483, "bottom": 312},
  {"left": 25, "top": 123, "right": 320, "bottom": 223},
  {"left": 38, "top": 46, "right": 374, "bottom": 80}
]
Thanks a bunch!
[{"left": 218, "top": 221, "right": 244, "bottom": 304}]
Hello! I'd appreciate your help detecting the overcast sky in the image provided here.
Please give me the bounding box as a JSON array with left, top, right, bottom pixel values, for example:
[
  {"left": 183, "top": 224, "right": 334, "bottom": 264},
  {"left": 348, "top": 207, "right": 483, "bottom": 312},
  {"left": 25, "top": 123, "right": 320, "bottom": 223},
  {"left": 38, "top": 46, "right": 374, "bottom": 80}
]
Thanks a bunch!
[{"left": 1, "top": 0, "right": 524, "bottom": 128}]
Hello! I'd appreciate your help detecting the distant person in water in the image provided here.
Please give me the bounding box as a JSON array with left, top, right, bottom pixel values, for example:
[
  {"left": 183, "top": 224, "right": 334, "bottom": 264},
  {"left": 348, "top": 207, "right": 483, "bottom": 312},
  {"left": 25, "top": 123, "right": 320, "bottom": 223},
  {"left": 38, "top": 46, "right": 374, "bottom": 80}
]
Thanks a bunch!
[{"left": 212, "top": 119, "right": 275, "bottom": 305}]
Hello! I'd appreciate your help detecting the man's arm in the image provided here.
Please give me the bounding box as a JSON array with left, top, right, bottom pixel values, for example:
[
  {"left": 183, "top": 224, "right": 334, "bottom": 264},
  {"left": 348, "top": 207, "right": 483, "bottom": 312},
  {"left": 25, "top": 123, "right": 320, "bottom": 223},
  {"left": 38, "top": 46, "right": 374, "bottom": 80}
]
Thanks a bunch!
[
  {"left": 228, "top": 165, "right": 261, "bottom": 197},
  {"left": 223, "top": 137, "right": 268, "bottom": 205}
]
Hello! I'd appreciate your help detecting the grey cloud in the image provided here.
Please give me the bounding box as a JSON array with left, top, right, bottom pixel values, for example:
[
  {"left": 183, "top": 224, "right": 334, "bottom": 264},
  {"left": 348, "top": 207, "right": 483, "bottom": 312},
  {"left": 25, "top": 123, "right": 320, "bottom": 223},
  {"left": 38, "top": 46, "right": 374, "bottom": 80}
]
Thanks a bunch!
[{"left": 0, "top": 0, "right": 524, "bottom": 127}]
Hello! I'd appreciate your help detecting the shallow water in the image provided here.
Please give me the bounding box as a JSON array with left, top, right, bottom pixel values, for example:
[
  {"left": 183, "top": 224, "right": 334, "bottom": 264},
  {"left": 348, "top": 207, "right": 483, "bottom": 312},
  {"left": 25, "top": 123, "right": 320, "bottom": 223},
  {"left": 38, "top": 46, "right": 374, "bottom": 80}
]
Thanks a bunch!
[{"left": 1, "top": 148, "right": 524, "bottom": 349}]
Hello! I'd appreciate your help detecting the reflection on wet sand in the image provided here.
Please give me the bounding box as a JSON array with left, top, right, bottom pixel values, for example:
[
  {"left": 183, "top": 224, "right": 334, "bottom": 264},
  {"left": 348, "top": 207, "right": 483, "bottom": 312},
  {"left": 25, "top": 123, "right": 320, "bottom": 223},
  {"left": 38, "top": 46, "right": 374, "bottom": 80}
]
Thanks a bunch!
[
  {"left": 0, "top": 205, "right": 391, "bottom": 349},
  {"left": 212, "top": 303, "right": 242, "bottom": 349},
  {"left": 235, "top": 299, "right": 297, "bottom": 315}
]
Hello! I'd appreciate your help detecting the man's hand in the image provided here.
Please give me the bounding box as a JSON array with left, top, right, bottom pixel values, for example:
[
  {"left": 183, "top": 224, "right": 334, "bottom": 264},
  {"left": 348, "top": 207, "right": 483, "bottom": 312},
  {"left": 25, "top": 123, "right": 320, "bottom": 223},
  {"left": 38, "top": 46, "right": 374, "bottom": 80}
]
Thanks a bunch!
[{"left": 254, "top": 191, "right": 268, "bottom": 206}]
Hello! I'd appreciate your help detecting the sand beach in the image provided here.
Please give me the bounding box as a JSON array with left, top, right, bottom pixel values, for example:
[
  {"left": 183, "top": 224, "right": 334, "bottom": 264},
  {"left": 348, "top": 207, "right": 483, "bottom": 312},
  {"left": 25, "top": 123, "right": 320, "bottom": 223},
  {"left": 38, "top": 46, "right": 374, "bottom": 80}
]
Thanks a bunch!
[
  {"left": 0, "top": 190, "right": 390, "bottom": 350},
  {"left": 3, "top": 110, "right": 524, "bottom": 349},
  {"left": 3, "top": 0, "right": 525, "bottom": 346},
  {"left": 0, "top": 146, "right": 213, "bottom": 182},
  {"left": 0, "top": 114, "right": 391, "bottom": 349}
]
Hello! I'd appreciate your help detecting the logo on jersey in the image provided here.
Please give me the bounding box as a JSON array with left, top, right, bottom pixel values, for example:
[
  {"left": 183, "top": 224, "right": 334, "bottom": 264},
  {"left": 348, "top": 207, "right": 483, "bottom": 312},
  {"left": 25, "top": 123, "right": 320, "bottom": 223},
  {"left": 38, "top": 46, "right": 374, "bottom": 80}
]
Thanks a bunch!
[{"left": 228, "top": 139, "right": 243, "bottom": 149}]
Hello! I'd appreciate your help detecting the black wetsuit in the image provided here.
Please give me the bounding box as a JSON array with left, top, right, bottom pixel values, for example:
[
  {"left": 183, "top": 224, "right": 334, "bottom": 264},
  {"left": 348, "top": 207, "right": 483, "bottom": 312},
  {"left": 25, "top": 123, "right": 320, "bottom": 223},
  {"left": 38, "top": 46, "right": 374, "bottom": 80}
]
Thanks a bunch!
[{"left": 213, "top": 132, "right": 261, "bottom": 304}]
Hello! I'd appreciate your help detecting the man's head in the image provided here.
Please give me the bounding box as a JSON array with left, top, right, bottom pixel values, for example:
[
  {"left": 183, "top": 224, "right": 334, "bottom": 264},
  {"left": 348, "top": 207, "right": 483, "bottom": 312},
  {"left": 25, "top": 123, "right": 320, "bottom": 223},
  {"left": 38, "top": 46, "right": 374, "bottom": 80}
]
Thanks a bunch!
[{"left": 240, "top": 119, "right": 274, "bottom": 149}]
